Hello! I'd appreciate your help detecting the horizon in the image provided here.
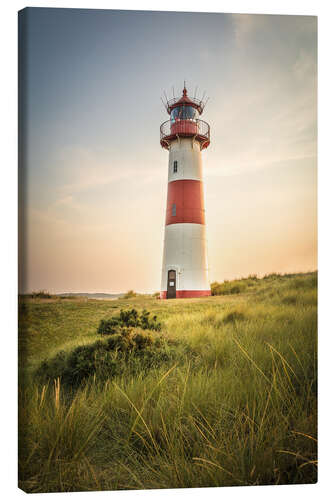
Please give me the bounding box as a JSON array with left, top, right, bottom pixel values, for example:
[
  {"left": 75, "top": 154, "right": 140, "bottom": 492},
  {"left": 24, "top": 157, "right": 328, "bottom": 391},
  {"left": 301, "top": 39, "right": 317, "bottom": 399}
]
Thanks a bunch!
[
  {"left": 19, "top": 8, "right": 317, "bottom": 294},
  {"left": 23, "top": 269, "right": 318, "bottom": 296}
]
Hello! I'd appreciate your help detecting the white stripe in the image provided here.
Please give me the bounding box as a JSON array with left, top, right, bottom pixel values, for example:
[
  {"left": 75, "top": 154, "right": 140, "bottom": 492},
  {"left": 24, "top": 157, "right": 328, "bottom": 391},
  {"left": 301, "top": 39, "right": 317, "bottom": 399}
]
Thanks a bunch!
[
  {"left": 161, "top": 223, "right": 210, "bottom": 292},
  {"left": 168, "top": 137, "right": 203, "bottom": 182}
]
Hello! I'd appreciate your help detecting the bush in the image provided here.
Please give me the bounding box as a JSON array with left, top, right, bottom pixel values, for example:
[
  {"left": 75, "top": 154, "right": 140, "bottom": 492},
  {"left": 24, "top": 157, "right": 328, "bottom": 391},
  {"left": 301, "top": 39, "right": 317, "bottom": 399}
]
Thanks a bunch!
[
  {"left": 132, "top": 331, "right": 153, "bottom": 350},
  {"left": 35, "top": 328, "right": 180, "bottom": 388},
  {"left": 123, "top": 290, "right": 137, "bottom": 299},
  {"left": 27, "top": 290, "right": 53, "bottom": 299},
  {"left": 97, "top": 318, "right": 121, "bottom": 335},
  {"left": 97, "top": 308, "right": 161, "bottom": 335}
]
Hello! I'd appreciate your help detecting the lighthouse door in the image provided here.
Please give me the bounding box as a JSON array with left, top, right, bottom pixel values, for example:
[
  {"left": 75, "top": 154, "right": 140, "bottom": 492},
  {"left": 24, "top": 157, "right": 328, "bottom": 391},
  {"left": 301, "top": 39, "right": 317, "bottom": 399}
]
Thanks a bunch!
[{"left": 167, "top": 270, "right": 177, "bottom": 299}]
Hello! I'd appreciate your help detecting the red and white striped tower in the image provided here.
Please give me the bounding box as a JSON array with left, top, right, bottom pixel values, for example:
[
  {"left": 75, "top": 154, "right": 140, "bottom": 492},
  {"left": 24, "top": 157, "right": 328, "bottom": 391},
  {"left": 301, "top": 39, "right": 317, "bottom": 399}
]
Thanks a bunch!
[{"left": 160, "top": 85, "right": 211, "bottom": 299}]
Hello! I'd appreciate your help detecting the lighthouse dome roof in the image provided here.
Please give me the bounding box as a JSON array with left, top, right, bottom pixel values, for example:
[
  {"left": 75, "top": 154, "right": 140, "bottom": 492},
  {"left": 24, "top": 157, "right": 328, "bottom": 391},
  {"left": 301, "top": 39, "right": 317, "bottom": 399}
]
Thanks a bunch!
[{"left": 166, "top": 86, "right": 206, "bottom": 115}]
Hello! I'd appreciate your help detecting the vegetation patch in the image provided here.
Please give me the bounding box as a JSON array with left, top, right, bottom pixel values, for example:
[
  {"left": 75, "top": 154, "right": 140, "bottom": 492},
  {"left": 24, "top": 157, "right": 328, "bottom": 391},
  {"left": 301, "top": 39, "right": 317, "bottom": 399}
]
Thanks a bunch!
[
  {"left": 281, "top": 293, "right": 298, "bottom": 305},
  {"left": 211, "top": 276, "right": 258, "bottom": 295},
  {"left": 23, "top": 290, "right": 54, "bottom": 299},
  {"left": 19, "top": 272, "right": 317, "bottom": 492},
  {"left": 35, "top": 326, "right": 184, "bottom": 388},
  {"left": 223, "top": 309, "right": 247, "bottom": 324},
  {"left": 97, "top": 308, "right": 162, "bottom": 335}
]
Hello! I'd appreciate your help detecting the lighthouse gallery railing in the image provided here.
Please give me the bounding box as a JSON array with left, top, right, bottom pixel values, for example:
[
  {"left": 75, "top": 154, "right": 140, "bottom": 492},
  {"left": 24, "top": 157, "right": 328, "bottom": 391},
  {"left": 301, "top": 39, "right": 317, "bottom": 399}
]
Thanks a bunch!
[{"left": 160, "top": 119, "right": 210, "bottom": 144}]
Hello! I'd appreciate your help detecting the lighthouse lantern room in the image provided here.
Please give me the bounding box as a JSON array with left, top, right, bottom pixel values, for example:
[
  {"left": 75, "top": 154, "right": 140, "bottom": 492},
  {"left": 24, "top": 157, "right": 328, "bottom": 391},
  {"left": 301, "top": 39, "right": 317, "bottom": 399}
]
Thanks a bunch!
[{"left": 160, "top": 85, "right": 211, "bottom": 299}]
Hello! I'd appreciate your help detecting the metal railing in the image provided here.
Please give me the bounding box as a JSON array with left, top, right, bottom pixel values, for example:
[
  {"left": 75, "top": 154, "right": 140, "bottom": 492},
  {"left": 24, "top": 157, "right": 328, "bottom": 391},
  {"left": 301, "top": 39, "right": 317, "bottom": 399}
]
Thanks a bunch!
[
  {"left": 160, "top": 119, "right": 210, "bottom": 144},
  {"left": 166, "top": 96, "right": 205, "bottom": 114}
]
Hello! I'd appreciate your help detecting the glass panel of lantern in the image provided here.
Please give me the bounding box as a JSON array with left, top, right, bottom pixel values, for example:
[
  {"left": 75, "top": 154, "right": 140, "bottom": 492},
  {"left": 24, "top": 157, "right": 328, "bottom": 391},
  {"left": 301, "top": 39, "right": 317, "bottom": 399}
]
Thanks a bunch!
[{"left": 171, "top": 106, "right": 197, "bottom": 122}]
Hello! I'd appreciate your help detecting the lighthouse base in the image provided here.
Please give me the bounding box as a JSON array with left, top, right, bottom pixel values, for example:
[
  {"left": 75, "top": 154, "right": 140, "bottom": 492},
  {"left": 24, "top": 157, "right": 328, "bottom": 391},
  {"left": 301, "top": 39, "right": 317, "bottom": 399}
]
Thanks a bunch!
[{"left": 160, "top": 290, "right": 211, "bottom": 300}]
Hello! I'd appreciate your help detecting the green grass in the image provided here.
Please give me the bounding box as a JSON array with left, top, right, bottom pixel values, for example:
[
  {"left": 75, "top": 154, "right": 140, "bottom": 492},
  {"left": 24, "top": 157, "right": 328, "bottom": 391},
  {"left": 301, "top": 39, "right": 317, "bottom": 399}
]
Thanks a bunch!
[{"left": 18, "top": 272, "right": 317, "bottom": 492}]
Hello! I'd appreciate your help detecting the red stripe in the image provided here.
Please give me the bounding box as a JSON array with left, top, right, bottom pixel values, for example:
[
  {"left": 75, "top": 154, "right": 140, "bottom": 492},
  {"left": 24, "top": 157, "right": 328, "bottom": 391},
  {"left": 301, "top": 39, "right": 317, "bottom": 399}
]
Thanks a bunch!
[
  {"left": 170, "top": 120, "right": 198, "bottom": 136},
  {"left": 160, "top": 290, "right": 211, "bottom": 299},
  {"left": 165, "top": 179, "right": 205, "bottom": 225}
]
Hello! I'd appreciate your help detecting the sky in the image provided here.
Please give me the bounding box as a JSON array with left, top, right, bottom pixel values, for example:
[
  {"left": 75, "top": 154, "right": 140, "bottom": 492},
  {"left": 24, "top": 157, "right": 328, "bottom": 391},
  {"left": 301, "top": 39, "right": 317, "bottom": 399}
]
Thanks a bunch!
[{"left": 19, "top": 8, "right": 317, "bottom": 294}]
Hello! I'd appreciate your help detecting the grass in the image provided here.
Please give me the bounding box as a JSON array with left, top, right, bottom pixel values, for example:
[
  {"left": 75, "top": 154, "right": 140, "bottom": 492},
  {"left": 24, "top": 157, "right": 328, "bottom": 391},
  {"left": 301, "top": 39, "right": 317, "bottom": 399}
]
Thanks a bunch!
[{"left": 18, "top": 271, "right": 317, "bottom": 492}]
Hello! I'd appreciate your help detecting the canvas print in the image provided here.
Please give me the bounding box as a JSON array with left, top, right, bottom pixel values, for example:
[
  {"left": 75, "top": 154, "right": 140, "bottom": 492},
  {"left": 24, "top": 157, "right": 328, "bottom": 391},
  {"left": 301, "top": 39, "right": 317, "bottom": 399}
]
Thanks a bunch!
[{"left": 18, "top": 7, "right": 317, "bottom": 493}]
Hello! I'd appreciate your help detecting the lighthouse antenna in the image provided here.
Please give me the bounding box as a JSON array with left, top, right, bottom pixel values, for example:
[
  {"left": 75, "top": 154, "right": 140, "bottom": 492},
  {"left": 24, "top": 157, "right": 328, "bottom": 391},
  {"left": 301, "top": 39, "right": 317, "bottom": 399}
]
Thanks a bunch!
[
  {"left": 201, "top": 90, "right": 206, "bottom": 103},
  {"left": 204, "top": 96, "right": 210, "bottom": 107},
  {"left": 172, "top": 86, "right": 175, "bottom": 99},
  {"left": 163, "top": 90, "right": 168, "bottom": 102},
  {"left": 194, "top": 86, "right": 198, "bottom": 99}
]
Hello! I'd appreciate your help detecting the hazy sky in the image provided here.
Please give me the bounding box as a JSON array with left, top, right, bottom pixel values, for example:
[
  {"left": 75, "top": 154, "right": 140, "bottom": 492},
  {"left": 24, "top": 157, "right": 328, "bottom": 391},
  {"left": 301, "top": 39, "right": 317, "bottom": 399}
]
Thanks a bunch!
[{"left": 20, "top": 8, "right": 317, "bottom": 293}]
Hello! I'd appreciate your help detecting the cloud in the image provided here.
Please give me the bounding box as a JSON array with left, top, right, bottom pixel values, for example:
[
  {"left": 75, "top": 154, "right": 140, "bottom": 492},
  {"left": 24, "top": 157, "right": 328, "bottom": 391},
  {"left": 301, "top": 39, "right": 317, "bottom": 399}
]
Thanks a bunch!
[
  {"left": 231, "top": 13, "right": 267, "bottom": 46},
  {"left": 203, "top": 15, "right": 317, "bottom": 178},
  {"left": 293, "top": 48, "right": 317, "bottom": 82}
]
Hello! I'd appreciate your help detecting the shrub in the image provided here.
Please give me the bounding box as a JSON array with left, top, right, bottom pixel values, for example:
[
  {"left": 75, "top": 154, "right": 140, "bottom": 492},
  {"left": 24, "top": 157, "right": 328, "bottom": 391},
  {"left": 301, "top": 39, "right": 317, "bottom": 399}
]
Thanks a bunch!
[
  {"left": 132, "top": 331, "right": 153, "bottom": 350},
  {"left": 123, "top": 290, "right": 137, "bottom": 299},
  {"left": 28, "top": 290, "right": 53, "bottom": 299},
  {"left": 98, "top": 308, "right": 161, "bottom": 335},
  {"left": 97, "top": 318, "right": 120, "bottom": 335},
  {"left": 106, "top": 333, "right": 131, "bottom": 350},
  {"left": 35, "top": 328, "right": 180, "bottom": 388}
]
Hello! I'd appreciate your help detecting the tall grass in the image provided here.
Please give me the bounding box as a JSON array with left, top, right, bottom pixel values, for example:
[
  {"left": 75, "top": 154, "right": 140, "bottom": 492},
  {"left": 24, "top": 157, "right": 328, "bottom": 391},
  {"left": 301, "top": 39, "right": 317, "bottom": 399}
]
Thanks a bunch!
[{"left": 18, "top": 272, "right": 317, "bottom": 492}]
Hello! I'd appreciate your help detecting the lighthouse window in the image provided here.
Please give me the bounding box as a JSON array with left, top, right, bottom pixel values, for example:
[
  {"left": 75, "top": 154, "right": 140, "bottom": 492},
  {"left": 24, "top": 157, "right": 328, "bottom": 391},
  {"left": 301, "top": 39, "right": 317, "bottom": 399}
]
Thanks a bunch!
[
  {"left": 171, "top": 105, "right": 198, "bottom": 122},
  {"left": 173, "top": 161, "right": 178, "bottom": 173},
  {"left": 172, "top": 203, "right": 176, "bottom": 216},
  {"left": 184, "top": 106, "right": 197, "bottom": 119}
]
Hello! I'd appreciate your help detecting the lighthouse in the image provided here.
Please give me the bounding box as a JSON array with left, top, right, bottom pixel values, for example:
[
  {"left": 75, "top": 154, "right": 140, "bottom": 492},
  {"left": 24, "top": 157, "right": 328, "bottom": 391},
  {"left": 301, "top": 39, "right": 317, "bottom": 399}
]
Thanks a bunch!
[{"left": 160, "top": 85, "right": 211, "bottom": 299}]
